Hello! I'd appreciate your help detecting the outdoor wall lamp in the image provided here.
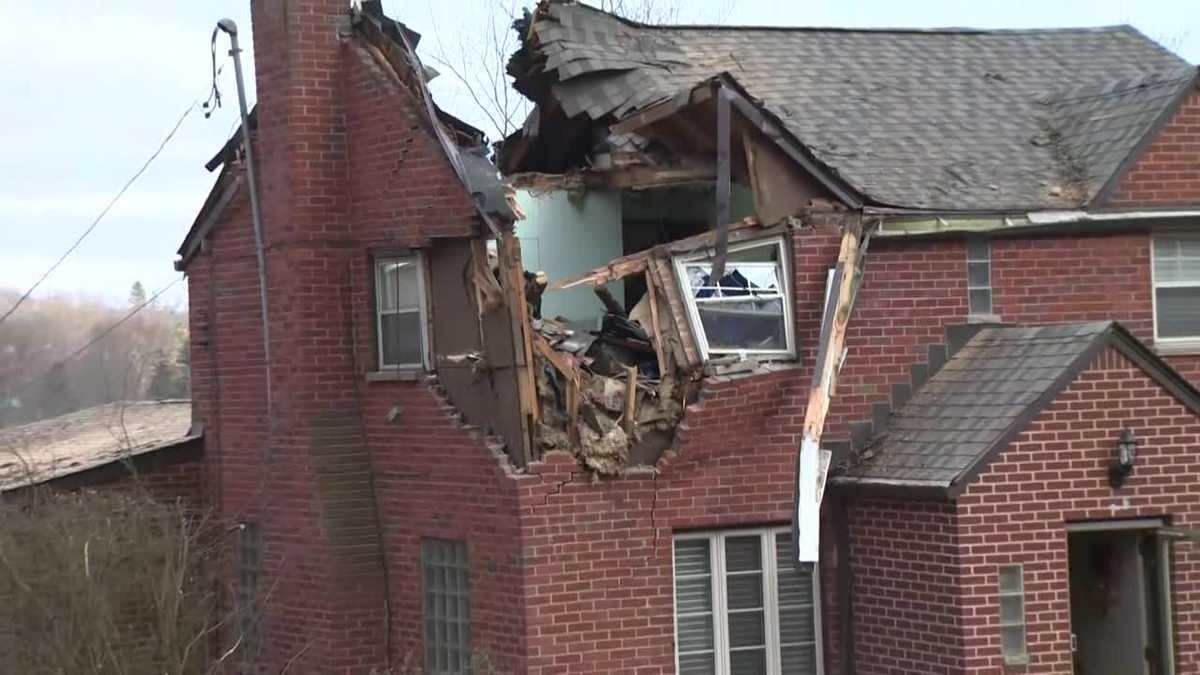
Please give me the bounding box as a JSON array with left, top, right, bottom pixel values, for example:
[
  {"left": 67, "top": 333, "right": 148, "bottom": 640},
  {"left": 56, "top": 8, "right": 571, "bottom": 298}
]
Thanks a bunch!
[{"left": 1109, "top": 428, "right": 1137, "bottom": 488}]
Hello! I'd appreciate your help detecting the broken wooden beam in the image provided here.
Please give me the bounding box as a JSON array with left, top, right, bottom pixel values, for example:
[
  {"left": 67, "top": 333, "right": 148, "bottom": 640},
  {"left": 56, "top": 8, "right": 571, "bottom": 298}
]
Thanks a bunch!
[{"left": 794, "top": 218, "right": 866, "bottom": 566}]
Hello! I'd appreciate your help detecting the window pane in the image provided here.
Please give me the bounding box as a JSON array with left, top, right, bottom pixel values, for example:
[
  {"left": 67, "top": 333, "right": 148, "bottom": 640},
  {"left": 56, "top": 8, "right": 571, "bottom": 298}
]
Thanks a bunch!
[
  {"left": 699, "top": 299, "right": 787, "bottom": 351},
  {"left": 775, "top": 533, "right": 814, "bottom": 604},
  {"left": 781, "top": 645, "right": 818, "bottom": 674},
  {"left": 969, "top": 288, "right": 992, "bottom": 316},
  {"left": 725, "top": 536, "right": 762, "bottom": 573},
  {"left": 779, "top": 604, "right": 817, "bottom": 645},
  {"left": 966, "top": 239, "right": 990, "bottom": 261},
  {"left": 729, "top": 648, "right": 767, "bottom": 675},
  {"left": 381, "top": 311, "right": 423, "bottom": 366},
  {"left": 1156, "top": 287, "right": 1200, "bottom": 338},
  {"left": 675, "top": 539, "right": 711, "bottom": 576},
  {"left": 968, "top": 261, "right": 991, "bottom": 288},
  {"left": 676, "top": 577, "right": 713, "bottom": 615},
  {"left": 728, "top": 610, "right": 766, "bottom": 648},
  {"left": 998, "top": 566, "right": 1022, "bottom": 593},
  {"left": 688, "top": 263, "right": 781, "bottom": 298},
  {"left": 377, "top": 259, "right": 421, "bottom": 311},
  {"left": 1000, "top": 596, "right": 1023, "bottom": 624},
  {"left": 726, "top": 574, "right": 763, "bottom": 610},
  {"left": 677, "top": 614, "right": 715, "bottom": 652},
  {"left": 1001, "top": 625, "right": 1027, "bottom": 659},
  {"left": 678, "top": 651, "right": 716, "bottom": 675}
]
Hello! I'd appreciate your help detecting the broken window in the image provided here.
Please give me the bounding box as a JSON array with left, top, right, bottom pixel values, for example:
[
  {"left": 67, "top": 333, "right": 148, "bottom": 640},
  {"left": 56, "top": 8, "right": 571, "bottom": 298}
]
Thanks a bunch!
[
  {"left": 967, "top": 238, "right": 993, "bottom": 318},
  {"left": 998, "top": 565, "right": 1028, "bottom": 665},
  {"left": 674, "top": 237, "right": 794, "bottom": 359},
  {"left": 422, "top": 539, "right": 471, "bottom": 674},
  {"left": 375, "top": 254, "right": 428, "bottom": 370},
  {"left": 673, "top": 528, "right": 822, "bottom": 675},
  {"left": 1152, "top": 236, "right": 1200, "bottom": 343}
]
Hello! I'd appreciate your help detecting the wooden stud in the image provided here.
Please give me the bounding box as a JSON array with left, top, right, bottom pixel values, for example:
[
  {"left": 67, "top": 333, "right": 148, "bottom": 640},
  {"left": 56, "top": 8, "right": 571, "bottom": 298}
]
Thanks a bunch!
[
  {"left": 623, "top": 365, "right": 638, "bottom": 437},
  {"left": 643, "top": 272, "right": 668, "bottom": 378}
]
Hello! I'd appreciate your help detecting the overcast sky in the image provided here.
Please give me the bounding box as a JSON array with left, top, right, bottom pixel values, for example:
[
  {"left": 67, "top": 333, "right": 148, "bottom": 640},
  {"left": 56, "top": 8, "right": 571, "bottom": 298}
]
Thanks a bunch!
[{"left": 0, "top": 0, "right": 1196, "bottom": 308}]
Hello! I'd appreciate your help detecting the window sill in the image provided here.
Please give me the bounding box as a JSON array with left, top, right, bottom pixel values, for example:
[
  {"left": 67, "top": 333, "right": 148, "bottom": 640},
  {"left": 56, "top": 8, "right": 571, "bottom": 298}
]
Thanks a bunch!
[
  {"left": 366, "top": 369, "right": 425, "bottom": 383},
  {"left": 1155, "top": 340, "right": 1200, "bottom": 356},
  {"left": 967, "top": 313, "right": 1003, "bottom": 324},
  {"left": 1003, "top": 655, "right": 1030, "bottom": 667}
]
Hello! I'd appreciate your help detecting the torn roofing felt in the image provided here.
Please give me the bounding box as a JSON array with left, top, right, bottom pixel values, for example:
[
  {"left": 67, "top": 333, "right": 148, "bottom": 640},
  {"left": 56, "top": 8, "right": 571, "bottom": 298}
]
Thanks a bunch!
[
  {"left": 507, "top": 1, "right": 1196, "bottom": 211},
  {"left": 833, "top": 322, "right": 1200, "bottom": 496}
]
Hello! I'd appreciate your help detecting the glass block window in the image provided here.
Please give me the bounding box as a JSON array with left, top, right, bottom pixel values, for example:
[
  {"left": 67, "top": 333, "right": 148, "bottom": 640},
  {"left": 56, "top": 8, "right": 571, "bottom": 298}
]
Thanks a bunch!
[
  {"left": 375, "top": 254, "right": 428, "bottom": 369},
  {"left": 998, "top": 565, "right": 1028, "bottom": 665},
  {"left": 966, "top": 238, "right": 993, "bottom": 317},
  {"left": 237, "top": 522, "right": 260, "bottom": 660},
  {"left": 673, "top": 237, "right": 795, "bottom": 359},
  {"left": 1153, "top": 236, "right": 1200, "bottom": 341},
  {"left": 422, "top": 539, "right": 471, "bottom": 674},
  {"left": 673, "top": 528, "right": 822, "bottom": 675}
]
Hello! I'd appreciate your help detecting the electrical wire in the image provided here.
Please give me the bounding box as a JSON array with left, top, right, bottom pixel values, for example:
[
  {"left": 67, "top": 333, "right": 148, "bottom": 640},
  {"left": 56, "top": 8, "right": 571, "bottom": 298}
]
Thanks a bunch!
[
  {"left": 9, "top": 276, "right": 184, "bottom": 399},
  {"left": 0, "top": 102, "right": 197, "bottom": 330}
]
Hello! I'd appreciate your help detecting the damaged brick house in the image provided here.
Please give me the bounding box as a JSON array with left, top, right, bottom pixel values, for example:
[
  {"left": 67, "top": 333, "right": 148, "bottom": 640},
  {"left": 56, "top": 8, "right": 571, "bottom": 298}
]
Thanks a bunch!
[{"left": 177, "top": 1, "right": 1200, "bottom": 674}]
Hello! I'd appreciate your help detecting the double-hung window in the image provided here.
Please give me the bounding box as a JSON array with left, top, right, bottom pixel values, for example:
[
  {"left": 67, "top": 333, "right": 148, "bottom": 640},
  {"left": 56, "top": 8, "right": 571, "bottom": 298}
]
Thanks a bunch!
[
  {"left": 375, "top": 254, "right": 428, "bottom": 370},
  {"left": 673, "top": 528, "right": 822, "bottom": 675},
  {"left": 1152, "top": 236, "right": 1200, "bottom": 346},
  {"left": 422, "top": 539, "right": 471, "bottom": 674},
  {"left": 673, "top": 237, "right": 795, "bottom": 360}
]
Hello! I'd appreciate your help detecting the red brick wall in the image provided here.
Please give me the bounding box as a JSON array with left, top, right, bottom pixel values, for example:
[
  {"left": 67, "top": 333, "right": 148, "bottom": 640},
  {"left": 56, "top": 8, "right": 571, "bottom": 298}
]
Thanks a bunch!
[
  {"left": 824, "top": 230, "right": 1200, "bottom": 445},
  {"left": 186, "top": 2, "right": 520, "bottom": 671},
  {"left": 1102, "top": 85, "right": 1200, "bottom": 207},
  {"left": 510, "top": 367, "right": 842, "bottom": 674},
  {"left": 846, "top": 497, "right": 964, "bottom": 674},
  {"left": 956, "top": 346, "right": 1200, "bottom": 673}
]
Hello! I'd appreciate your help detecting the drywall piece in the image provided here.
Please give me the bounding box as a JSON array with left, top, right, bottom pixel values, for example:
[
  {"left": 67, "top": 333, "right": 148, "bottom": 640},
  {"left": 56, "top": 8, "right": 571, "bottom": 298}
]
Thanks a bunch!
[{"left": 515, "top": 189, "right": 623, "bottom": 323}]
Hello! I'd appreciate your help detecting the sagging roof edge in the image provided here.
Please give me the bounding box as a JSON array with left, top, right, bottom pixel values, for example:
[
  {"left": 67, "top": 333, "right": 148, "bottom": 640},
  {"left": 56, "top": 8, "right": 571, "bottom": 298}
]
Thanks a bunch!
[
  {"left": 0, "top": 429, "right": 205, "bottom": 496},
  {"left": 1091, "top": 70, "right": 1200, "bottom": 206},
  {"left": 830, "top": 322, "right": 1200, "bottom": 499},
  {"left": 176, "top": 166, "right": 242, "bottom": 270}
]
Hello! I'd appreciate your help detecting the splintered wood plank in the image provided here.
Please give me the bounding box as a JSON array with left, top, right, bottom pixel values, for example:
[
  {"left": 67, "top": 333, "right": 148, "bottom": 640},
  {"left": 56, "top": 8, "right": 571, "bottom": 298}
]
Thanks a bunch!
[
  {"left": 643, "top": 271, "right": 668, "bottom": 378},
  {"left": 796, "top": 218, "right": 864, "bottom": 566},
  {"left": 623, "top": 365, "right": 638, "bottom": 436},
  {"left": 498, "top": 232, "right": 539, "bottom": 463}
]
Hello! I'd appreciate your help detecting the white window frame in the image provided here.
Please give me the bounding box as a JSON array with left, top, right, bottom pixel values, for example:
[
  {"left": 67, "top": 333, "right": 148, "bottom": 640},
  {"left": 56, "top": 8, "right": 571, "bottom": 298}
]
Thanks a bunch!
[
  {"left": 1151, "top": 234, "right": 1200, "bottom": 350},
  {"left": 374, "top": 252, "right": 430, "bottom": 371},
  {"left": 672, "top": 526, "right": 823, "bottom": 675},
  {"left": 672, "top": 236, "right": 796, "bottom": 361},
  {"left": 998, "top": 564, "right": 1028, "bottom": 666}
]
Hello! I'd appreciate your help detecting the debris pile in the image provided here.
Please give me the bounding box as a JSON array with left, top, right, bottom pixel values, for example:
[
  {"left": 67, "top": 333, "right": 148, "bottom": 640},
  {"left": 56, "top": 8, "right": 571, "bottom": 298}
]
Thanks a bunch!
[{"left": 523, "top": 218, "right": 776, "bottom": 474}]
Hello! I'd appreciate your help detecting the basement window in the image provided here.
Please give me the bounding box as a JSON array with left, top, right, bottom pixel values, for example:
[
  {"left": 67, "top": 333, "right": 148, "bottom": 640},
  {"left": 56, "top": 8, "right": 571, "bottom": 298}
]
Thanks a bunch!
[
  {"left": 422, "top": 539, "right": 471, "bottom": 674},
  {"left": 673, "top": 528, "right": 822, "bottom": 675},
  {"left": 966, "top": 238, "right": 994, "bottom": 319},
  {"left": 673, "top": 237, "right": 795, "bottom": 360},
  {"left": 1152, "top": 236, "right": 1200, "bottom": 346},
  {"left": 375, "top": 253, "right": 429, "bottom": 371},
  {"left": 998, "top": 565, "right": 1028, "bottom": 665}
]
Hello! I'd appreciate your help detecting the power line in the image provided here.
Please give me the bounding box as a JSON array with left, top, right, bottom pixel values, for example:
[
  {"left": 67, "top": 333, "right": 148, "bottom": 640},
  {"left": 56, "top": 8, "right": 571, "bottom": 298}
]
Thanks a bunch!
[
  {"left": 0, "top": 102, "right": 197, "bottom": 329},
  {"left": 9, "top": 276, "right": 184, "bottom": 399}
]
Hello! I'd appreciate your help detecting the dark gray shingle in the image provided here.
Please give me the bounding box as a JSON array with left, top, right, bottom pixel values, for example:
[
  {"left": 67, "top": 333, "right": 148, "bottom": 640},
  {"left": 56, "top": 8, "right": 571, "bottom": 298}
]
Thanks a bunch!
[{"left": 523, "top": 3, "right": 1195, "bottom": 210}]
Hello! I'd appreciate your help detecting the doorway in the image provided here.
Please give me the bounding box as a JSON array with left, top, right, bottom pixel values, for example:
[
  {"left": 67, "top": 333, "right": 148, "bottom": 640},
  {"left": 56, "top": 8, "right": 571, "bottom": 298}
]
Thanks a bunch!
[{"left": 1067, "top": 520, "right": 1172, "bottom": 675}]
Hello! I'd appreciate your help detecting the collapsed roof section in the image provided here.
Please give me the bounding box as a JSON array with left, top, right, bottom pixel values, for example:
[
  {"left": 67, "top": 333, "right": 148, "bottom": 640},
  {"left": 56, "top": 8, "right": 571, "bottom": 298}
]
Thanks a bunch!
[{"left": 502, "top": 0, "right": 1197, "bottom": 211}]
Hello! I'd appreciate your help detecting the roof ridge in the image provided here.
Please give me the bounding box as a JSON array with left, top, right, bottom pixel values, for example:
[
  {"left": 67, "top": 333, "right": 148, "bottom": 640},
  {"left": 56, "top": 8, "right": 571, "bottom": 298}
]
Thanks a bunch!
[{"left": 560, "top": 4, "right": 1143, "bottom": 35}]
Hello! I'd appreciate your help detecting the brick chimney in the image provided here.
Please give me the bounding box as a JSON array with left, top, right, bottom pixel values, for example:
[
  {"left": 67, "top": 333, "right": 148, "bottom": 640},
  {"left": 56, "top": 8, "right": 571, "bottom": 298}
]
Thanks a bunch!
[{"left": 240, "top": 2, "right": 389, "bottom": 672}]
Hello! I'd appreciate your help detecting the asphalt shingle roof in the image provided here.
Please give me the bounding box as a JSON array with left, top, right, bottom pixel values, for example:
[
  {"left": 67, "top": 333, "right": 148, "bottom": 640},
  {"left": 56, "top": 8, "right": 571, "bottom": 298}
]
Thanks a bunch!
[{"left": 523, "top": 3, "right": 1195, "bottom": 210}]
